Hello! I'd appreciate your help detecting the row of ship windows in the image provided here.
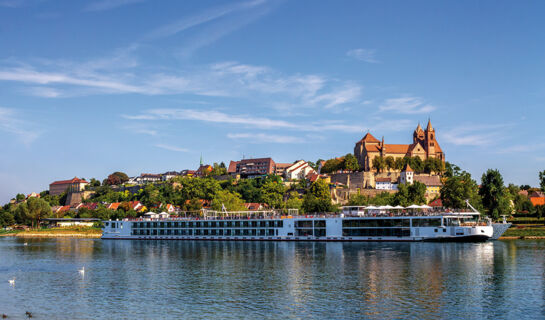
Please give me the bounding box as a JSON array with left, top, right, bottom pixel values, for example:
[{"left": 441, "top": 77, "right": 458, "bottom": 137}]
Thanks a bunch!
[
  {"left": 342, "top": 219, "right": 441, "bottom": 228},
  {"left": 343, "top": 228, "right": 411, "bottom": 237},
  {"left": 132, "top": 229, "right": 278, "bottom": 236},
  {"left": 132, "top": 220, "right": 284, "bottom": 229}
]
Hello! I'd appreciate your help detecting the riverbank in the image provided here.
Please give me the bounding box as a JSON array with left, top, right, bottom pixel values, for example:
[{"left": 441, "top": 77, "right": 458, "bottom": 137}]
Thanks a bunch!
[{"left": 1, "top": 226, "right": 102, "bottom": 238}]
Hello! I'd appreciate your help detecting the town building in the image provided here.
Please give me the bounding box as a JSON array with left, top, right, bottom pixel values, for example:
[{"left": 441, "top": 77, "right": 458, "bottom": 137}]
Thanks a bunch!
[
  {"left": 284, "top": 160, "right": 317, "bottom": 180},
  {"left": 375, "top": 178, "right": 398, "bottom": 190},
  {"left": 414, "top": 175, "right": 443, "bottom": 198},
  {"left": 137, "top": 173, "right": 161, "bottom": 184},
  {"left": 162, "top": 171, "right": 181, "bottom": 181},
  {"left": 49, "top": 177, "right": 89, "bottom": 196},
  {"left": 228, "top": 158, "right": 276, "bottom": 177},
  {"left": 354, "top": 120, "right": 445, "bottom": 171},
  {"left": 274, "top": 163, "right": 292, "bottom": 176},
  {"left": 195, "top": 165, "right": 213, "bottom": 177},
  {"left": 399, "top": 164, "right": 414, "bottom": 185},
  {"left": 529, "top": 191, "right": 545, "bottom": 206}
]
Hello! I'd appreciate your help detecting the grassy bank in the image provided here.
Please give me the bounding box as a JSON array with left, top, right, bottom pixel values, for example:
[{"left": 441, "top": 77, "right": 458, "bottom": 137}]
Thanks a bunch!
[
  {"left": 501, "top": 226, "right": 545, "bottom": 238},
  {"left": 15, "top": 226, "right": 102, "bottom": 238}
]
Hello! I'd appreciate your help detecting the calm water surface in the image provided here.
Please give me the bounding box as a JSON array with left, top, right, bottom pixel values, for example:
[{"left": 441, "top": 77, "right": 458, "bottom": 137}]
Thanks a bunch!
[{"left": 0, "top": 238, "right": 544, "bottom": 319}]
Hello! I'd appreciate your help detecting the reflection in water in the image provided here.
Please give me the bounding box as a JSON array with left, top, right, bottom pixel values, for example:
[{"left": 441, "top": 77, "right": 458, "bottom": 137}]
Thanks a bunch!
[{"left": 0, "top": 239, "right": 544, "bottom": 319}]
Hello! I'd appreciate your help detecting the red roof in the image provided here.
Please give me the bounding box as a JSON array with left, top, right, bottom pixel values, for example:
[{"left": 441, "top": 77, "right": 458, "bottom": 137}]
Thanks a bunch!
[
  {"left": 375, "top": 178, "right": 391, "bottom": 182},
  {"left": 403, "top": 164, "right": 414, "bottom": 172},
  {"left": 50, "top": 177, "right": 88, "bottom": 186},
  {"left": 429, "top": 198, "right": 443, "bottom": 207},
  {"left": 359, "top": 133, "right": 380, "bottom": 143}
]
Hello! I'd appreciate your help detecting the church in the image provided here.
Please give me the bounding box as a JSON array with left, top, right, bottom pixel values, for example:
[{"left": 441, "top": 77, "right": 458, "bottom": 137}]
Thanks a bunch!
[{"left": 354, "top": 120, "right": 444, "bottom": 171}]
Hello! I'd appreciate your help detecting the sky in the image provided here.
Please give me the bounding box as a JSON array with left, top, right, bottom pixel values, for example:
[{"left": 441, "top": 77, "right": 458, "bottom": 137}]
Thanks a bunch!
[{"left": 0, "top": 0, "right": 544, "bottom": 203}]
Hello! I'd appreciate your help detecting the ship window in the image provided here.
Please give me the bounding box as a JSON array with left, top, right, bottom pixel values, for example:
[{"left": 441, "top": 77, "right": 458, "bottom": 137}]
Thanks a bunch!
[{"left": 412, "top": 218, "right": 441, "bottom": 227}]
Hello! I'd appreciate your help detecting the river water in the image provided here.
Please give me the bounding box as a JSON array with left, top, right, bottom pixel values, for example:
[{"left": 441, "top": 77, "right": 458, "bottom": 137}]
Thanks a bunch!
[{"left": 0, "top": 238, "right": 544, "bottom": 319}]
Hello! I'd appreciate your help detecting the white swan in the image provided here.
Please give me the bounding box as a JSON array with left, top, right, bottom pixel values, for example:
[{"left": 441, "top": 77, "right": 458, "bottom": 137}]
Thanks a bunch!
[
  {"left": 8, "top": 277, "right": 15, "bottom": 285},
  {"left": 24, "top": 242, "right": 28, "bottom": 246},
  {"left": 78, "top": 267, "right": 85, "bottom": 275}
]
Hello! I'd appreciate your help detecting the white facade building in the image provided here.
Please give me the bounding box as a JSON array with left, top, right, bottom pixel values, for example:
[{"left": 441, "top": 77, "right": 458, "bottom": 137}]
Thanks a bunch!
[{"left": 284, "top": 160, "right": 317, "bottom": 180}]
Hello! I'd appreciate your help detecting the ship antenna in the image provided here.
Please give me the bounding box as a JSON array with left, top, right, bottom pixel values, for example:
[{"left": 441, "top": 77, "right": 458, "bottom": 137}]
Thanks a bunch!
[{"left": 465, "top": 199, "right": 479, "bottom": 213}]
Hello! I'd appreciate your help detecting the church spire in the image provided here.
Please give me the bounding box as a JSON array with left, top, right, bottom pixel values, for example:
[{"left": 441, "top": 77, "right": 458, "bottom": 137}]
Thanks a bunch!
[
  {"left": 416, "top": 122, "right": 423, "bottom": 132},
  {"left": 426, "top": 118, "right": 434, "bottom": 131}
]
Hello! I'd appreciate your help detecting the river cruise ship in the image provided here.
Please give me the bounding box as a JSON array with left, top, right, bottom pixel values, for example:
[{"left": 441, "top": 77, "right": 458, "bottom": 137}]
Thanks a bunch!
[{"left": 102, "top": 204, "right": 498, "bottom": 242}]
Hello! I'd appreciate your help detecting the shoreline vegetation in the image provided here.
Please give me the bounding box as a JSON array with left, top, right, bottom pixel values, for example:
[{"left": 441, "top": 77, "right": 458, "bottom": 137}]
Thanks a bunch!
[{"left": 0, "top": 226, "right": 102, "bottom": 238}]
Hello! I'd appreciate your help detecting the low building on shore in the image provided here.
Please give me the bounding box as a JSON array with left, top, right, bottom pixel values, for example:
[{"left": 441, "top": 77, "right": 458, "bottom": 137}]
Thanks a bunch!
[{"left": 42, "top": 218, "right": 100, "bottom": 228}]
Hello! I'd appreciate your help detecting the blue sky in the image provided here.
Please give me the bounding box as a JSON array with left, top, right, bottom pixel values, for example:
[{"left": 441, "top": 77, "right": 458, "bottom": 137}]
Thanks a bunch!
[{"left": 0, "top": 0, "right": 544, "bottom": 203}]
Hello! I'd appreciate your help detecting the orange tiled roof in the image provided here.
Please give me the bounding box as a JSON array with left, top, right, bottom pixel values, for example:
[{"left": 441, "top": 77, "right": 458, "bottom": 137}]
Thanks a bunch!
[
  {"left": 530, "top": 197, "right": 545, "bottom": 206},
  {"left": 108, "top": 203, "right": 120, "bottom": 210},
  {"left": 383, "top": 144, "right": 410, "bottom": 154},
  {"left": 359, "top": 132, "right": 380, "bottom": 143},
  {"left": 50, "top": 177, "right": 88, "bottom": 186}
]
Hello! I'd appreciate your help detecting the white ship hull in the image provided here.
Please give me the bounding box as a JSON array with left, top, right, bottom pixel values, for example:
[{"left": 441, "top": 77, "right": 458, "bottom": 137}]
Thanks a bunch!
[{"left": 102, "top": 215, "right": 494, "bottom": 242}]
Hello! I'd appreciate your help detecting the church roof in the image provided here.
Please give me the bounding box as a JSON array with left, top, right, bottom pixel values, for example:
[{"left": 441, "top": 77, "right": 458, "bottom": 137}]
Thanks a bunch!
[
  {"left": 383, "top": 144, "right": 410, "bottom": 154},
  {"left": 403, "top": 164, "right": 414, "bottom": 172},
  {"left": 360, "top": 132, "right": 380, "bottom": 143},
  {"left": 365, "top": 144, "right": 410, "bottom": 154},
  {"left": 426, "top": 119, "right": 434, "bottom": 131}
]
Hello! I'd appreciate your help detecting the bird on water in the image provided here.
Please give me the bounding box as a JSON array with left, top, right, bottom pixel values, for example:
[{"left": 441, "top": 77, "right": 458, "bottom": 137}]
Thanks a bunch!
[
  {"left": 8, "top": 277, "right": 15, "bottom": 285},
  {"left": 25, "top": 311, "right": 32, "bottom": 318},
  {"left": 79, "top": 266, "right": 85, "bottom": 275}
]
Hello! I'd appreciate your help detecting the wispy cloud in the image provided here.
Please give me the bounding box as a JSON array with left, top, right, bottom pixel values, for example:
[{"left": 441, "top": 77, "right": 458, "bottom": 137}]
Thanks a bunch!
[
  {"left": 497, "top": 143, "right": 545, "bottom": 154},
  {"left": 123, "top": 108, "right": 412, "bottom": 135},
  {"left": 228, "top": 133, "right": 304, "bottom": 143},
  {"left": 0, "top": 0, "right": 26, "bottom": 8},
  {"left": 122, "top": 125, "right": 158, "bottom": 136},
  {"left": 85, "top": 0, "right": 146, "bottom": 12},
  {"left": 442, "top": 124, "right": 510, "bottom": 146},
  {"left": 379, "top": 97, "right": 435, "bottom": 114},
  {"left": 144, "top": 0, "right": 265, "bottom": 40},
  {"left": 0, "top": 107, "right": 41, "bottom": 144},
  {"left": 0, "top": 58, "right": 361, "bottom": 109},
  {"left": 155, "top": 144, "right": 188, "bottom": 152},
  {"left": 346, "top": 48, "right": 379, "bottom": 63}
]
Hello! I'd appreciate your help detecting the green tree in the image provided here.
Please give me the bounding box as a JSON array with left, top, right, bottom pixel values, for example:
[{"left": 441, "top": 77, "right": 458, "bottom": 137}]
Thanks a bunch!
[
  {"left": 441, "top": 170, "right": 481, "bottom": 209},
  {"left": 261, "top": 181, "right": 286, "bottom": 209},
  {"left": 89, "top": 178, "right": 101, "bottom": 187},
  {"left": 184, "top": 198, "right": 203, "bottom": 212},
  {"left": 104, "top": 172, "right": 129, "bottom": 185},
  {"left": 393, "top": 182, "right": 426, "bottom": 206},
  {"left": 285, "top": 191, "right": 303, "bottom": 211},
  {"left": 321, "top": 158, "right": 342, "bottom": 174},
  {"left": 539, "top": 170, "right": 545, "bottom": 191},
  {"left": 372, "top": 156, "right": 385, "bottom": 173},
  {"left": 210, "top": 162, "right": 228, "bottom": 176},
  {"left": 479, "top": 169, "right": 511, "bottom": 219},
  {"left": 15, "top": 193, "right": 25, "bottom": 202},
  {"left": 210, "top": 190, "right": 246, "bottom": 212},
  {"left": 234, "top": 179, "right": 261, "bottom": 203},
  {"left": 309, "top": 179, "right": 330, "bottom": 200},
  {"left": 348, "top": 194, "right": 369, "bottom": 206},
  {"left": 0, "top": 210, "right": 15, "bottom": 227},
  {"left": 302, "top": 179, "right": 333, "bottom": 213},
  {"left": 343, "top": 153, "right": 360, "bottom": 172},
  {"left": 394, "top": 157, "right": 404, "bottom": 171},
  {"left": 384, "top": 156, "right": 395, "bottom": 171},
  {"left": 16, "top": 197, "right": 51, "bottom": 228}
]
